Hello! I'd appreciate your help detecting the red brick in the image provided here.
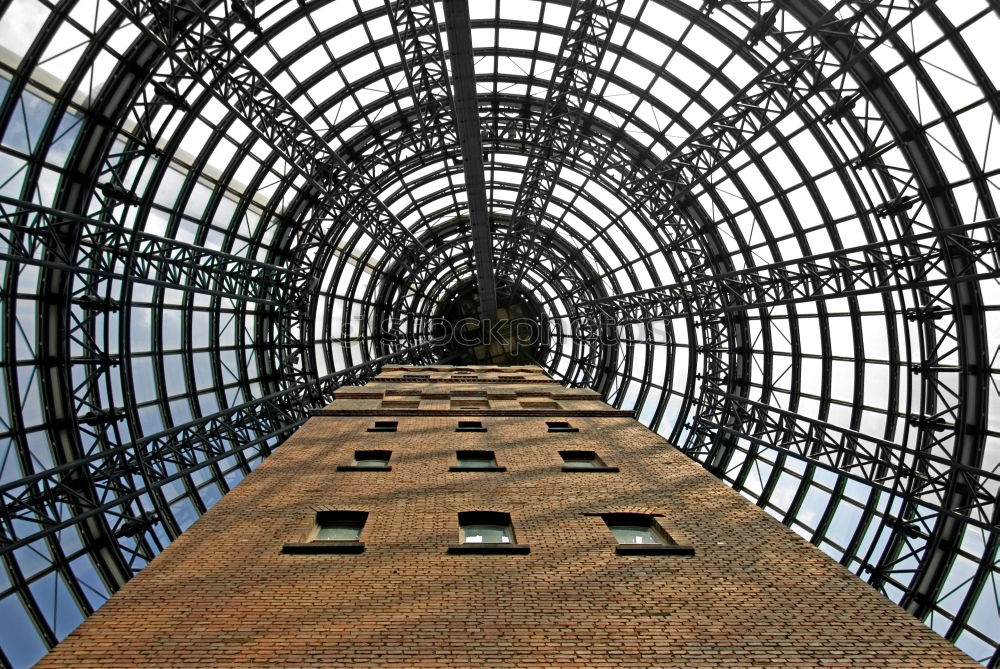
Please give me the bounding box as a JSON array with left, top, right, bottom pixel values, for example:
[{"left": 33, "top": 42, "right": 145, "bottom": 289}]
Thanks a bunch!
[{"left": 38, "top": 365, "right": 979, "bottom": 668}]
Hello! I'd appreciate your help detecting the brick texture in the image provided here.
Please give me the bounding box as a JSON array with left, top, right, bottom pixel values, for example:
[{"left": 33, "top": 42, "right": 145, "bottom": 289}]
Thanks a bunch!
[{"left": 38, "top": 365, "right": 979, "bottom": 668}]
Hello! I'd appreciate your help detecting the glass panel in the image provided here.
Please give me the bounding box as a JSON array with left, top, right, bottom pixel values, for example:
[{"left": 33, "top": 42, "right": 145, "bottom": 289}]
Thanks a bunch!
[
  {"left": 315, "top": 524, "right": 362, "bottom": 541},
  {"left": 355, "top": 457, "right": 387, "bottom": 467},
  {"left": 563, "top": 455, "right": 599, "bottom": 468},
  {"left": 462, "top": 524, "right": 511, "bottom": 544},
  {"left": 610, "top": 525, "right": 663, "bottom": 545}
]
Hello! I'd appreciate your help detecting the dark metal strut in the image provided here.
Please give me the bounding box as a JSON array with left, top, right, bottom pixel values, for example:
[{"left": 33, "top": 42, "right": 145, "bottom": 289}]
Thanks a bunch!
[{"left": 442, "top": 0, "right": 498, "bottom": 321}]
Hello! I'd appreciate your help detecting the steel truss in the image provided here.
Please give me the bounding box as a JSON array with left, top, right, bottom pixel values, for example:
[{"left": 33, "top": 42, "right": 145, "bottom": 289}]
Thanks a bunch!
[
  {"left": 607, "top": 0, "right": 934, "bottom": 456},
  {"left": 0, "top": 343, "right": 432, "bottom": 550},
  {"left": 533, "top": 2, "right": 993, "bottom": 639},
  {"left": 0, "top": 343, "right": 432, "bottom": 659},
  {"left": 651, "top": 0, "right": 990, "bottom": 634},
  {"left": 2, "top": 0, "right": 1000, "bottom": 665},
  {"left": 489, "top": 0, "right": 623, "bottom": 388},
  {"left": 582, "top": 218, "right": 1000, "bottom": 327},
  {"left": 494, "top": 0, "right": 621, "bottom": 289},
  {"left": 362, "top": 97, "right": 662, "bottom": 386},
  {"left": 584, "top": 217, "right": 1000, "bottom": 538},
  {"left": 107, "top": 0, "right": 440, "bottom": 390},
  {"left": 0, "top": 196, "right": 304, "bottom": 306}
]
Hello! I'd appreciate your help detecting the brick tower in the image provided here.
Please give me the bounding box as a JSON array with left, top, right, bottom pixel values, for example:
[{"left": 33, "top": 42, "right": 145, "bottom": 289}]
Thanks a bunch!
[{"left": 38, "top": 365, "right": 978, "bottom": 667}]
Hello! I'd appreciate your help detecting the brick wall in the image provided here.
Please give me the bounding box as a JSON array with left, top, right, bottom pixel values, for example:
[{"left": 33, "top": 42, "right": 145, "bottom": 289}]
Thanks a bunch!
[{"left": 39, "top": 366, "right": 978, "bottom": 667}]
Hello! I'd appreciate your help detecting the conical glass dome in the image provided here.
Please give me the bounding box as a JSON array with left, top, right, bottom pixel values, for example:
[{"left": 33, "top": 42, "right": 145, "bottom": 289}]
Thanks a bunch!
[{"left": 0, "top": 0, "right": 998, "bottom": 665}]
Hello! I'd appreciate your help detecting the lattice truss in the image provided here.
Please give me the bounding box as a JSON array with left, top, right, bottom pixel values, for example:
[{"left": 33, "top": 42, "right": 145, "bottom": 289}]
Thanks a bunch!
[{"left": 0, "top": 0, "right": 998, "bottom": 666}]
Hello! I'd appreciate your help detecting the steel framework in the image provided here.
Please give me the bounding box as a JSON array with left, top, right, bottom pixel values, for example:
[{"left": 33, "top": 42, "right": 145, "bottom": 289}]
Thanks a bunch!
[{"left": 0, "top": 0, "right": 999, "bottom": 666}]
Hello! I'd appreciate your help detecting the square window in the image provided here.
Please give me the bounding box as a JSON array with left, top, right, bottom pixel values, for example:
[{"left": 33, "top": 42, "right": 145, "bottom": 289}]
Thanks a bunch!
[
  {"left": 354, "top": 451, "right": 389, "bottom": 467},
  {"left": 608, "top": 522, "right": 665, "bottom": 545},
  {"left": 450, "top": 450, "right": 505, "bottom": 472},
  {"left": 559, "top": 450, "right": 617, "bottom": 472},
  {"left": 448, "top": 511, "right": 529, "bottom": 554},
  {"left": 315, "top": 511, "right": 367, "bottom": 541},
  {"left": 366, "top": 421, "right": 398, "bottom": 433},
  {"left": 600, "top": 513, "right": 693, "bottom": 556},
  {"left": 282, "top": 510, "right": 367, "bottom": 554},
  {"left": 456, "top": 420, "right": 487, "bottom": 432},
  {"left": 562, "top": 452, "right": 599, "bottom": 468},
  {"left": 462, "top": 523, "right": 511, "bottom": 544},
  {"left": 338, "top": 450, "right": 391, "bottom": 471},
  {"left": 547, "top": 421, "right": 579, "bottom": 433},
  {"left": 316, "top": 523, "right": 362, "bottom": 542},
  {"left": 455, "top": 451, "right": 497, "bottom": 468}
]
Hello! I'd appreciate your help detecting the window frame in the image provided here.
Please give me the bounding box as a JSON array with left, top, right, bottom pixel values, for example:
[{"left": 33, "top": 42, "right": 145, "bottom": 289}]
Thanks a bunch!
[
  {"left": 599, "top": 513, "right": 694, "bottom": 556},
  {"left": 448, "top": 511, "right": 530, "bottom": 554},
  {"left": 450, "top": 449, "right": 506, "bottom": 472},
  {"left": 282, "top": 510, "right": 368, "bottom": 554},
  {"left": 366, "top": 420, "right": 398, "bottom": 432},
  {"left": 455, "top": 420, "right": 487, "bottom": 432},
  {"left": 337, "top": 449, "right": 392, "bottom": 471},
  {"left": 559, "top": 450, "right": 619, "bottom": 473},
  {"left": 547, "top": 421, "right": 579, "bottom": 433}
]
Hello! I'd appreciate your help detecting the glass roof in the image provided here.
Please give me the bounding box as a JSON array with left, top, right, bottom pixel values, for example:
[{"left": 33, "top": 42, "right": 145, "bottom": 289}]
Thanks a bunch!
[{"left": 0, "top": 0, "right": 998, "bottom": 666}]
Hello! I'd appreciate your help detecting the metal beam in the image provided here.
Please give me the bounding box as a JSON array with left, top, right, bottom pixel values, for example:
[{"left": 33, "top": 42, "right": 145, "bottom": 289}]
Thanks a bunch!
[
  {"left": 441, "top": 0, "right": 497, "bottom": 321},
  {"left": 689, "top": 393, "right": 1000, "bottom": 531},
  {"left": 0, "top": 195, "right": 306, "bottom": 306},
  {"left": 580, "top": 216, "right": 1000, "bottom": 324},
  {"left": 0, "top": 343, "right": 435, "bottom": 558},
  {"left": 106, "top": 0, "right": 431, "bottom": 270},
  {"left": 385, "top": 1, "right": 458, "bottom": 156},
  {"left": 787, "top": 0, "right": 982, "bottom": 624},
  {"left": 494, "top": 0, "right": 622, "bottom": 294}
]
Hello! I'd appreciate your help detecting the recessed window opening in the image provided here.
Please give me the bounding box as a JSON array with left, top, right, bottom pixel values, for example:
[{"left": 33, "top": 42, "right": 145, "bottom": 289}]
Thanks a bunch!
[
  {"left": 353, "top": 450, "right": 390, "bottom": 467},
  {"left": 520, "top": 400, "right": 560, "bottom": 409},
  {"left": 382, "top": 399, "right": 419, "bottom": 409},
  {"left": 282, "top": 511, "right": 369, "bottom": 554},
  {"left": 456, "top": 450, "right": 496, "bottom": 467},
  {"left": 560, "top": 451, "right": 602, "bottom": 469},
  {"left": 560, "top": 450, "right": 618, "bottom": 473},
  {"left": 314, "top": 510, "right": 368, "bottom": 542},
  {"left": 547, "top": 421, "right": 579, "bottom": 432},
  {"left": 451, "top": 399, "right": 489, "bottom": 409},
  {"left": 367, "top": 420, "right": 398, "bottom": 433},
  {"left": 459, "top": 511, "right": 513, "bottom": 544},
  {"left": 456, "top": 420, "right": 487, "bottom": 432},
  {"left": 602, "top": 514, "right": 668, "bottom": 545}
]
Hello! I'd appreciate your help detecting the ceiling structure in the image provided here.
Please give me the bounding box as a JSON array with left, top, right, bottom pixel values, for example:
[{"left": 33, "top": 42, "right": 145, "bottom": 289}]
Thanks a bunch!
[{"left": 0, "top": 0, "right": 998, "bottom": 666}]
